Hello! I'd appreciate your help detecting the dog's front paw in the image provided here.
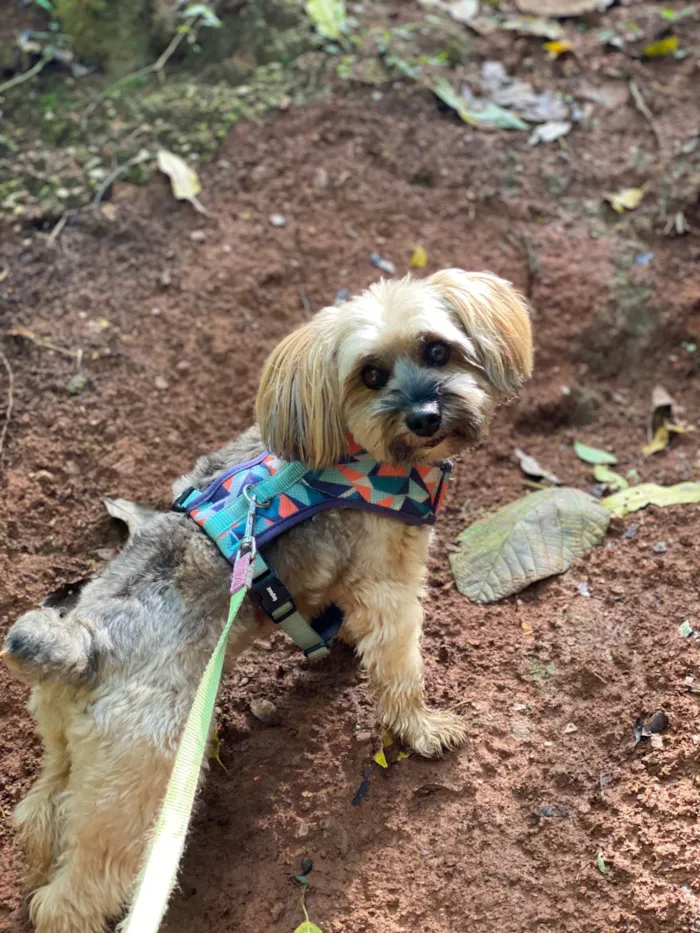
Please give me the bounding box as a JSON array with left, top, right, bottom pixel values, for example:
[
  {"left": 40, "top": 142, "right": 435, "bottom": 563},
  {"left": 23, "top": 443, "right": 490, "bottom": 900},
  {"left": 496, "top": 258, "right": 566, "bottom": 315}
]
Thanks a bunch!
[{"left": 399, "top": 708, "right": 468, "bottom": 758}]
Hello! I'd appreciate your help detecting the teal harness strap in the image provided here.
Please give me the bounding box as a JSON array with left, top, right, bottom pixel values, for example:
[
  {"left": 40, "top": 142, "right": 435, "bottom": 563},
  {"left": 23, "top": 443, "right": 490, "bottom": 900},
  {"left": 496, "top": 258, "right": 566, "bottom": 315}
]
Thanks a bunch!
[{"left": 200, "top": 461, "right": 308, "bottom": 542}]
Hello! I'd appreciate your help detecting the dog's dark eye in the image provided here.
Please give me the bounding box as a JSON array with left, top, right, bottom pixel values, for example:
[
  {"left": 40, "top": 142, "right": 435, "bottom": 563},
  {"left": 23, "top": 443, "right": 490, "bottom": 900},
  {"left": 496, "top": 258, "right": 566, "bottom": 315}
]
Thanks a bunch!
[
  {"left": 424, "top": 341, "right": 451, "bottom": 367},
  {"left": 361, "top": 364, "right": 390, "bottom": 390}
]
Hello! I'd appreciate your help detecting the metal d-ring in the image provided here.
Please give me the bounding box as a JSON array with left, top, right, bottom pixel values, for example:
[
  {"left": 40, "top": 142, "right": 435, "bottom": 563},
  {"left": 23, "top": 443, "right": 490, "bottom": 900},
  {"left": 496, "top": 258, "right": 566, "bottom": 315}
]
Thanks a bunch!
[{"left": 242, "top": 483, "right": 271, "bottom": 509}]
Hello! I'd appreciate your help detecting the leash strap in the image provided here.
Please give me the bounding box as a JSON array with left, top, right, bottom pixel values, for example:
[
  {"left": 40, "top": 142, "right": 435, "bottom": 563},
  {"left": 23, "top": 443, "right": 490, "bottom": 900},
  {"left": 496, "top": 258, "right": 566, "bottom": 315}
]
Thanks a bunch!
[{"left": 122, "top": 553, "right": 251, "bottom": 933}]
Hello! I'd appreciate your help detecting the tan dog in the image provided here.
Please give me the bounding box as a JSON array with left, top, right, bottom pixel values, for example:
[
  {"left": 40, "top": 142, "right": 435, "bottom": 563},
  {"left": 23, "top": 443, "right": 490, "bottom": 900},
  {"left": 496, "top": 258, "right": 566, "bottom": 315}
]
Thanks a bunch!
[{"left": 3, "top": 269, "right": 532, "bottom": 933}]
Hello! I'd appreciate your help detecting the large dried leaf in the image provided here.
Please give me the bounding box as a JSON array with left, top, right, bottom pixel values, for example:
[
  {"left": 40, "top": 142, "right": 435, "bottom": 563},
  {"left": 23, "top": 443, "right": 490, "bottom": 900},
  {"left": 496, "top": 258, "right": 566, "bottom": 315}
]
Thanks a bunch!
[
  {"left": 602, "top": 482, "right": 700, "bottom": 517},
  {"left": 450, "top": 488, "right": 610, "bottom": 604},
  {"left": 432, "top": 76, "right": 529, "bottom": 130},
  {"left": 157, "top": 149, "right": 201, "bottom": 201}
]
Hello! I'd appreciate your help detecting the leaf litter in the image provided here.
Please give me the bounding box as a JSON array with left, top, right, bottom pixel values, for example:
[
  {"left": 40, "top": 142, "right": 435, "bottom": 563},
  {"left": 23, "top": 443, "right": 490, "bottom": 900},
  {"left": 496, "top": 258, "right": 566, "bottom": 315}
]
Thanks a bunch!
[
  {"left": 643, "top": 384, "right": 694, "bottom": 456},
  {"left": 514, "top": 448, "right": 562, "bottom": 485},
  {"left": 450, "top": 488, "right": 610, "bottom": 603},
  {"left": 573, "top": 441, "right": 617, "bottom": 465},
  {"left": 157, "top": 149, "right": 209, "bottom": 214},
  {"left": 602, "top": 483, "right": 700, "bottom": 517}
]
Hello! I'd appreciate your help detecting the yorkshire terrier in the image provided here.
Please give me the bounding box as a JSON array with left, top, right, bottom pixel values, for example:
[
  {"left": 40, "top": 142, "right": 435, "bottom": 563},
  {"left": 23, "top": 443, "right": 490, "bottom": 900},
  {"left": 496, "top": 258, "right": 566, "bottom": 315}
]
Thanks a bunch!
[{"left": 3, "top": 269, "right": 532, "bottom": 933}]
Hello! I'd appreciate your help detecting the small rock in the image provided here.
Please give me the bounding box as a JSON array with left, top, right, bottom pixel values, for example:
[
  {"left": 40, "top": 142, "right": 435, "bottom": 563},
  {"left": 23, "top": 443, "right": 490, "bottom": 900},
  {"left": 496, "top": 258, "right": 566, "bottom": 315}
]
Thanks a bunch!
[
  {"left": 150, "top": 307, "right": 162, "bottom": 316},
  {"left": 541, "top": 804, "right": 569, "bottom": 818},
  {"left": 159, "top": 270, "right": 172, "bottom": 287},
  {"left": 650, "top": 733, "right": 664, "bottom": 750},
  {"left": 175, "top": 360, "right": 190, "bottom": 372},
  {"left": 652, "top": 541, "right": 667, "bottom": 554},
  {"left": 249, "top": 698, "right": 280, "bottom": 726},
  {"left": 154, "top": 376, "right": 169, "bottom": 391},
  {"left": 189, "top": 230, "right": 206, "bottom": 242},
  {"left": 564, "top": 723, "right": 578, "bottom": 734},
  {"left": 623, "top": 522, "right": 639, "bottom": 539},
  {"left": 370, "top": 253, "right": 396, "bottom": 275},
  {"left": 334, "top": 288, "right": 350, "bottom": 306},
  {"left": 269, "top": 213, "right": 286, "bottom": 228},
  {"left": 679, "top": 620, "right": 694, "bottom": 638},
  {"left": 66, "top": 373, "right": 91, "bottom": 396},
  {"left": 300, "top": 856, "right": 313, "bottom": 875},
  {"left": 313, "top": 167, "right": 328, "bottom": 189},
  {"left": 221, "top": 244, "right": 232, "bottom": 254},
  {"left": 578, "top": 581, "right": 591, "bottom": 598},
  {"left": 295, "top": 823, "right": 310, "bottom": 839},
  {"left": 354, "top": 730, "right": 373, "bottom": 744}
]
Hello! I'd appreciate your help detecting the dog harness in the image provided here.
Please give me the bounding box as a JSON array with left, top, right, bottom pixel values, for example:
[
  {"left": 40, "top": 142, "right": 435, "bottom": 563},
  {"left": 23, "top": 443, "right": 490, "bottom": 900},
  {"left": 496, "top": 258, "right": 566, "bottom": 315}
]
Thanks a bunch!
[{"left": 173, "top": 438, "right": 451, "bottom": 660}]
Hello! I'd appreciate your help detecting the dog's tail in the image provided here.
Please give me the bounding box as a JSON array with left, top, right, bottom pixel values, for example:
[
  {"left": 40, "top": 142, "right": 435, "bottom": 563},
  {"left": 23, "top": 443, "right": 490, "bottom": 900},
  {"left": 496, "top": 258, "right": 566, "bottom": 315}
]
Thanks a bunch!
[{"left": 2, "top": 608, "right": 94, "bottom": 685}]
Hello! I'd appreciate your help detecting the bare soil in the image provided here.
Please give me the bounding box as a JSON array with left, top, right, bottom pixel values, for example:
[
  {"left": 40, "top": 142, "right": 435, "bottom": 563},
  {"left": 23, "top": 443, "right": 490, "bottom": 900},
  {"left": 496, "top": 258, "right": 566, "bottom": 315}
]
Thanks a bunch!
[{"left": 2, "top": 4, "right": 700, "bottom": 932}]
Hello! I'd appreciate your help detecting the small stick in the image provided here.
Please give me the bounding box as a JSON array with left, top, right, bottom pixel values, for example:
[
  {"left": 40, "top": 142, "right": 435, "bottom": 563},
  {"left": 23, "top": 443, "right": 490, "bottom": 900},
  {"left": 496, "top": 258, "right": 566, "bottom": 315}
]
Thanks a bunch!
[
  {"left": 0, "top": 350, "right": 14, "bottom": 460},
  {"left": 47, "top": 213, "right": 68, "bottom": 247},
  {"left": 9, "top": 325, "right": 78, "bottom": 360},
  {"left": 0, "top": 53, "right": 50, "bottom": 97},
  {"left": 93, "top": 154, "right": 147, "bottom": 210},
  {"left": 629, "top": 80, "right": 662, "bottom": 150}
]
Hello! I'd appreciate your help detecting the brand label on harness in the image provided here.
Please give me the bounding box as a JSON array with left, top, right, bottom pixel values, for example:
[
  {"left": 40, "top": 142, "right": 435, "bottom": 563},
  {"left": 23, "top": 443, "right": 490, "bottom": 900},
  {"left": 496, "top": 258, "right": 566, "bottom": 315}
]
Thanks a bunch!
[{"left": 266, "top": 586, "right": 278, "bottom": 602}]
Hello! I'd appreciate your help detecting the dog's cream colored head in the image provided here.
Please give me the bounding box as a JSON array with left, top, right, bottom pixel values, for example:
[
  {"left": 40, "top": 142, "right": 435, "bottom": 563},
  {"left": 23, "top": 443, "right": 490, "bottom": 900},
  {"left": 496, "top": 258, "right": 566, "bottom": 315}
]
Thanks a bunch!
[{"left": 256, "top": 269, "right": 533, "bottom": 469}]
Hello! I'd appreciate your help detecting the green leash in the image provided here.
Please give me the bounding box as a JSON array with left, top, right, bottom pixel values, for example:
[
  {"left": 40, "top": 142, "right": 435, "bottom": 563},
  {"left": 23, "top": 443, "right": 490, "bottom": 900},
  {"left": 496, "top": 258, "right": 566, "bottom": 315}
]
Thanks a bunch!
[{"left": 123, "top": 580, "right": 248, "bottom": 933}]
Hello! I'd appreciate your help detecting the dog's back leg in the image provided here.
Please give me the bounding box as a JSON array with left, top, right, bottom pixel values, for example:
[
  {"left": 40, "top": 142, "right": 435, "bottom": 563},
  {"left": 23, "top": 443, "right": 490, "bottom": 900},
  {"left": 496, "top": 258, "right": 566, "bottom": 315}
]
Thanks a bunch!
[
  {"left": 13, "top": 685, "right": 73, "bottom": 893},
  {"left": 3, "top": 608, "right": 94, "bottom": 685},
  {"left": 28, "top": 720, "right": 176, "bottom": 933}
]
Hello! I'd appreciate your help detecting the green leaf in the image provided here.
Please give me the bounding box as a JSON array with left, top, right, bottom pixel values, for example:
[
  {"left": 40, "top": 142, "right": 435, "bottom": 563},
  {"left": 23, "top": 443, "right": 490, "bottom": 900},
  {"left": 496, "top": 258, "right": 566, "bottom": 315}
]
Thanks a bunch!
[
  {"left": 596, "top": 852, "right": 610, "bottom": 875},
  {"left": 294, "top": 923, "right": 324, "bottom": 933},
  {"left": 34, "top": 0, "right": 55, "bottom": 12},
  {"left": 305, "top": 0, "right": 347, "bottom": 40},
  {"left": 593, "top": 464, "right": 628, "bottom": 491},
  {"left": 184, "top": 3, "right": 223, "bottom": 27},
  {"left": 450, "top": 488, "right": 610, "bottom": 604},
  {"left": 573, "top": 441, "right": 617, "bottom": 465},
  {"left": 602, "top": 482, "right": 700, "bottom": 517},
  {"left": 431, "top": 76, "right": 529, "bottom": 131}
]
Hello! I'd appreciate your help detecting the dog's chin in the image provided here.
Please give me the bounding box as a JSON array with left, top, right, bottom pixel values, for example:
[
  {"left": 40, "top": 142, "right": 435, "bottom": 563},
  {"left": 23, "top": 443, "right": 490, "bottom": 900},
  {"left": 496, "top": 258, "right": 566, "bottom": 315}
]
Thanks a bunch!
[{"left": 387, "top": 426, "right": 482, "bottom": 467}]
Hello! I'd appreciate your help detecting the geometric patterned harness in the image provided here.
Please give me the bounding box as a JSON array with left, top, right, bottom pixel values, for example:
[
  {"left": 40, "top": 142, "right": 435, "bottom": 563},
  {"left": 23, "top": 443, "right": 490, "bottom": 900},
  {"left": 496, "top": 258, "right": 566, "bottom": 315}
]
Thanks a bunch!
[{"left": 173, "top": 438, "right": 451, "bottom": 660}]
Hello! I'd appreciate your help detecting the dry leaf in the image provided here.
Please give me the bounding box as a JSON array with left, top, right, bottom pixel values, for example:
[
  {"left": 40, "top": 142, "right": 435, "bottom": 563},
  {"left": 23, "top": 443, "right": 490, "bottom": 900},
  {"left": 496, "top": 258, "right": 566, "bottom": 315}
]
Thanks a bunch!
[
  {"left": 514, "top": 448, "right": 562, "bottom": 484},
  {"left": 516, "top": 0, "right": 614, "bottom": 16},
  {"left": 605, "top": 186, "right": 647, "bottom": 213},
  {"left": 642, "top": 35, "right": 678, "bottom": 57},
  {"left": 157, "top": 149, "right": 208, "bottom": 214},
  {"left": 544, "top": 39, "right": 572, "bottom": 57},
  {"left": 410, "top": 245, "right": 428, "bottom": 268},
  {"left": 373, "top": 748, "right": 389, "bottom": 768},
  {"left": 305, "top": 0, "right": 346, "bottom": 39},
  {"left": 602, "top": 482, "right": 700, "bottom": 517},
  {"left": 643, "top": 424, "right": 671, "bottom": 456}
]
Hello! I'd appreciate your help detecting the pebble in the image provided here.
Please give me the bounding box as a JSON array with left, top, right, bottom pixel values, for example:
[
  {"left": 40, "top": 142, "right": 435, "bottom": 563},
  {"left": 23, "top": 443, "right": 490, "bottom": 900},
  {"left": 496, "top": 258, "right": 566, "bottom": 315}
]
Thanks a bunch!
[
  {"left": 175, "top": 360, "right": 190, "bottom": 372},
  {"left": 354, "top": 730, "right": 373, "bottom": 744},
  {"left": 189, "top": 230, "right": 206, "bottom": 242},
  {"left": 159, "top": 271, "right": 172, "bottom": 287},
  {"left": 221, "top": 244, "right": 232, "bottom": 253},
  {"left": 154, "top": 376, "right": 169, "bottom": 391},
  {"left": 269, "top": 213, "right": 286, "bottom": 227},
  {"left": 313, "top": 167, "right": 328, "bottom": 189},
  {"left": 150, "top": 306, "right": 162, "bottom": 316},
  {"left": 652, "top": 541, "right": 667, "bottom": 554},
  {"left": 295, "top": 823, "right": 311, "bottom": 839},
  {"left": 564, "top": 723, "right": 578, "bottom": 734},
  {"left": 370, "top": 253, "right": 396, "bottom": 275},
  {"left": 578, "top": 581, "right": 591, "bottom": 598},
  {"left": 66, "top": 373, "right": 91, "bottom": 396},
  {"left": 249, "top": 698, "right": 280, "bottom": 726}
]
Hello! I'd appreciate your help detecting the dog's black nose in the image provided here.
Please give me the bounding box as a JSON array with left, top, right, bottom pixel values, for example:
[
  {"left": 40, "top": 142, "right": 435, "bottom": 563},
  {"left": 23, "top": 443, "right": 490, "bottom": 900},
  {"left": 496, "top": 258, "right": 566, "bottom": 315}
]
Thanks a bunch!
[{"left": 406, "top": 403, "right": 442, "bottom": 438}]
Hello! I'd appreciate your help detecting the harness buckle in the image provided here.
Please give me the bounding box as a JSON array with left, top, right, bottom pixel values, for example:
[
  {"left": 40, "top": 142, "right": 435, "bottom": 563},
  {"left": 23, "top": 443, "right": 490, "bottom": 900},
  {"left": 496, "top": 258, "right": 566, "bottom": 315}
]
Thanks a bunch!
[{"left": 171, "top": 486, "right": 196, "bottom": 513}]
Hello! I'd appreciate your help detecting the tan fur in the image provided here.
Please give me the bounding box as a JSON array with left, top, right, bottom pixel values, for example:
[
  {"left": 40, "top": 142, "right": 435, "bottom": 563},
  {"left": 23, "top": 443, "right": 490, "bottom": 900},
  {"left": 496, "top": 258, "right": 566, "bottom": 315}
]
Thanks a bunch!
[
  {"left": 5, "top": 268, "right": 532, "bottom": 932},
  {"left": 427, "top": 269, "right": 533, "bottom": 396}
]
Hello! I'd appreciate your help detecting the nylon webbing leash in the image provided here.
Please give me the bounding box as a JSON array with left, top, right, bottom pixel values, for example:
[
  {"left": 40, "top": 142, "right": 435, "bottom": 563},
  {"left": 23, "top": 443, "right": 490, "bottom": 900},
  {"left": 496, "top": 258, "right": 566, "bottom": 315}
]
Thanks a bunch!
[{"left": 122, "top": 495, "right": 258, "bottom": 933}]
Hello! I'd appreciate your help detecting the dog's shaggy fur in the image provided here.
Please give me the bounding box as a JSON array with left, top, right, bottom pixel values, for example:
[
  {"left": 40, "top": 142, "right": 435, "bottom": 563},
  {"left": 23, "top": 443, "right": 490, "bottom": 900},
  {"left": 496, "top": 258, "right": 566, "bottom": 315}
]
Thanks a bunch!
[{"left": 2, "top": 269, "right": 532, "bottom": 933}]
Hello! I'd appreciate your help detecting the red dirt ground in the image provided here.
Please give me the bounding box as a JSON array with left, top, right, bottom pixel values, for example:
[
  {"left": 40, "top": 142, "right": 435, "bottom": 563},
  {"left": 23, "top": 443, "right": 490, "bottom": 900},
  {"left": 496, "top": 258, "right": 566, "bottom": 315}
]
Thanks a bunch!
[{"left": 2, "top": 7, "right": 700, "bottom": 932}]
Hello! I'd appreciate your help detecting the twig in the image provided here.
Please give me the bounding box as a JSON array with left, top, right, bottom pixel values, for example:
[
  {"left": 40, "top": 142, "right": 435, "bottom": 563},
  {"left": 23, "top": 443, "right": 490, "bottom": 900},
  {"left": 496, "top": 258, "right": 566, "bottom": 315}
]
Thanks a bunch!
[
  {"left": 0, "top": 53, "right": 50, "bottom": 97},
  {"left": 82, "top": 21, "right": 190, "bottom": 127},
  {"left": 47, "top": 213, "right": 68, "bottom": 247},
  {"left": 8, "top": 325, "right": 79, "bottom": 360},
  {"left": 629, "top": 80, "right": 662, "bottom": 150},
  {"left": 93, "top": 154, "right": 148, "bottom": 210},
  {"left": 0, "top": 350, "right": 14, "bottom": 460},
  {"left": 297, "top": 285, "right": 311, "bottom": 313}
]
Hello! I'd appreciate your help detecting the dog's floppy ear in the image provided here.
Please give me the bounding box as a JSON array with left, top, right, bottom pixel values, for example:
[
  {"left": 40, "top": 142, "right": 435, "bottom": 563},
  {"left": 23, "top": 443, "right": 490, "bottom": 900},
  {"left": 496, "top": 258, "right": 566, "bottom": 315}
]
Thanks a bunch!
[
  {"left": 256, "top": 311, "right": 347, "bottom": 468},
  {"left": 428, "top": 269, "right": 533, "bottom": 396}
]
